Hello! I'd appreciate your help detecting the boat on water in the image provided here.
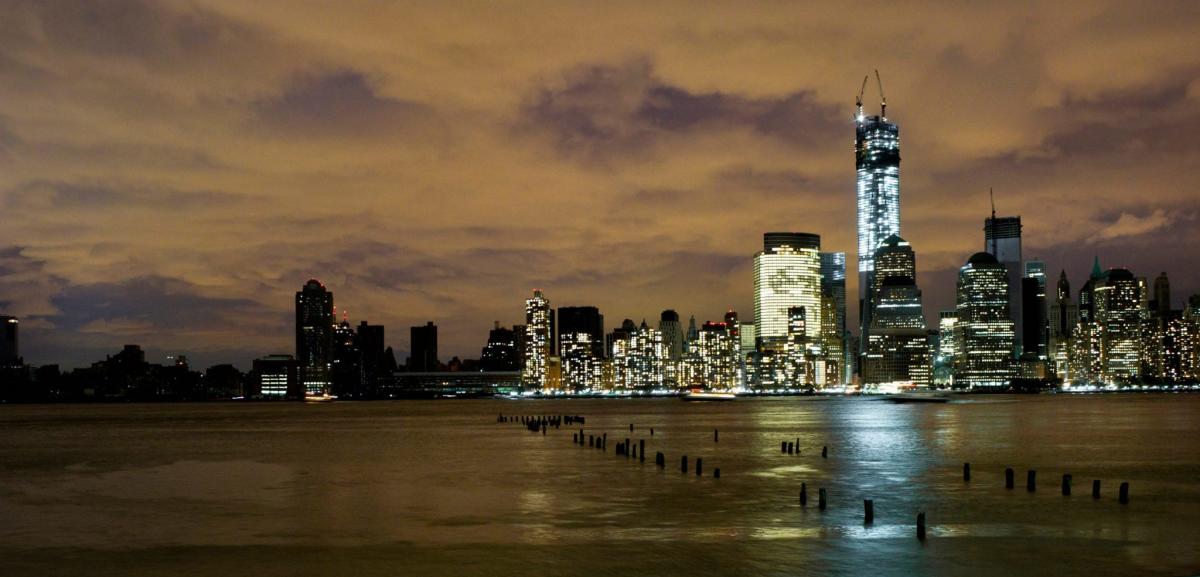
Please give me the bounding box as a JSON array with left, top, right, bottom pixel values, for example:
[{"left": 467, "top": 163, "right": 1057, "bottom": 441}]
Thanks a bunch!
[
  {"left": 884, "top": 390, "right": 950, "bottom": 404},
  {"left": 304, "top": 393, "right": 337, "bottom": 403},
  {"left": 681, "top": 390, "right": 736, "bottom": 402}
]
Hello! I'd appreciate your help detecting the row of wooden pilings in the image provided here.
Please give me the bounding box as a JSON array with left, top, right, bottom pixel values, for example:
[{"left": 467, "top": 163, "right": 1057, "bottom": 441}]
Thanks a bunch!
[
  {"left": 780, "top": 439, "right": 828, "bottom": 458},
  {"left": 967, "top": 462, "right": 1130, "bottom": 503},
  {"left": 571, "top": 425, "right": 723, "bottom": 479}
]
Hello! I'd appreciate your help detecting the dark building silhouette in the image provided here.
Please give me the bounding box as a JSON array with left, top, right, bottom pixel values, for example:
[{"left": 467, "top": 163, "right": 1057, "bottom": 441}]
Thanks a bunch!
[
  {"left": 331, "top": 319, "right": 362, "bottom": 397},
  {"left": 481, "top": 322, "right": 519, "bottom": 371},
  {"left": 557, "top": 306, "right": 605, "bottom": 359},
  {"left": 357, "top": 320, "right": 386, "bottom": 395},
  {"left": 1152, "top": 271, "right": 1171, "bottom": 326},
  {"left": 659, "top": 310, "right": 684, "bottom": 361},
  {"left": 295, "top": 279, "right": 334, "bottom": 395},
  {"left": 0, "top": 316, "right": 17, "bottom": 366},
  {"left": 409, "top": 322, "right": 439, "bottom": 371},
  {"left": 202, "top": 364, "right": 243, "bottom": 398}
]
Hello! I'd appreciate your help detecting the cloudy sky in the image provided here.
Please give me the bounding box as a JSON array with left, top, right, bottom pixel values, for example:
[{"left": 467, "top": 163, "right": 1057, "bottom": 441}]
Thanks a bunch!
[{"left": 1, "top": 1, "right": 1198, "bottom": 369}]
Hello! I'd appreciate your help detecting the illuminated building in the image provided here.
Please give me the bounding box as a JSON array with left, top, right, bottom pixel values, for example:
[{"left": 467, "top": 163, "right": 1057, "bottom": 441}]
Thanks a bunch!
[
  {"left": 984, "top": 214, "right": 1023, "bottom": 355},
  {"left": 480, "top": 322, "right": 519, "bottom": 371},
  {"left": 856, "top": 101, "right": 901, "bottom": 352},
  {"left": 690, "top": 321, "right": 738, "bottom": 391},
  {"left": 820, "top": 251, "right": 851, "bottom": 383},
  {"left": 0, "top": 315, "right": 17, "bottom": 366},
  {"left": 611, "top": 320, "right": 667, "bottom": 392},
  {"left": 863, "top": 236, "right": 929, "bottom": 388},
  {"left": 251, "top": 354, "right": 300, "bottom": 399},
  {"left": 659, "top": 310, "right": 685, "bottom": 361},
  {"left": 561, "top": 332, "right": 600, "bottom": 392},
  {"left": 754, "top": 232, "right": 822, "bottom": 348},
  {"left": 295, "top": 279, "right": 334, "bottom": 395},
  {"left": 933, "top": 311, "right": 958, "bottom": 385},
  {"left": 1079, "top": 257, "right": 1104, "bottom": 325},
  {"left": 522, "top": 290, "right": 552, "bottom": 390},
  {"left": 558, "top": 306, "right": 604, "bottom": 360},
  {"left": 1094, "top": 268, "right": 1145, "bottom": 383},
  {"left": 409, "top": 322, "right": 439, "bottom": 371},
  {"left": 820, "top": 295, "right": 843, "bottom": 386},
  {"left": 954, "top": 252, "right": 1015, "bottom": 388},
  {"left": 1048, "top": 270, "right": 1078, "bottom": 380}
]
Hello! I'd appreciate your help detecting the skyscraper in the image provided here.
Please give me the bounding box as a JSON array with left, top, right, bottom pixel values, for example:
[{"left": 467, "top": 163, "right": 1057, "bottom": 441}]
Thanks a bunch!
[
  {"left": 863, "top": 236, "right": 929, "bottom": 387},
  {"left": 1152, "top": 271, "right": 1171, "bottom": 325},
  {"left": 331, "top": 318, "right": 362, "bottom": 397},
  {"left": 659, "top": 310, "right": 685, "bottom": 361},
  {"left": 984, "top": 214, "right": 1023, "bottom": 354},
  {"left": 523, "top": 290, "right": 552, "bottom": 389},
  {"left": 819, "top": 251, "right": 850, "bottom": 382},
  {"left": 856, "top": 100, "right": 901, "bottom": 352},
  {"left": 295, "top": 279, "right": 334, "bottom": 395},
  {"left": 0, "top": 316, "right": 18, "bottom": 366},
  {"left": 357, "top": 320, "right": 386, "bottom": 395},
  {"left": 954, "top": 252, "right": 1015, "bottom": 388},
  {"left": 481, "top": 322, "right": 519, "bottom": 371},
  {"left": 1048, "top": 270, "right": 1079, "bottom": 380},
  {"left": 409, "top": 322, "right": 439, "bottom": 371},
  {"left": 1094, "top": 268, "right": 1145, "bottom": 383},
  {"left": 557, "top": 306, "right": 605, "bottom": 360},
  {"left": 753, "top": 232, "right": 822, "bottom": 348},
  {"left": 1022, "top": 259, "right": 1047, "bottom": 360}
]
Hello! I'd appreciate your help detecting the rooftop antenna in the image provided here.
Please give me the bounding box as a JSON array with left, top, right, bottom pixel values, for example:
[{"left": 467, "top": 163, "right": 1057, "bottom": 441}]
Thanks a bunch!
[
  {"left": 874, "top": 69, "right": 887, "bottom": 118},
  {"left": 855, "top": 75, "right": 869, "bottom": 118}
]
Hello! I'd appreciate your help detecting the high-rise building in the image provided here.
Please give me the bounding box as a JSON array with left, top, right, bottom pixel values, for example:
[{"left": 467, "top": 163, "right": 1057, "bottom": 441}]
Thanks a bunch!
[
  {"left": 954, "top": 252, "right": 1015, "bottom": 388},
  {"left": 409, "top": 321, "right": 439, "bottom": 371},
  {"left": 754, "top": 232, "right": 822, "bottom": 349},
  {"left": 1079, "top": 257, "right": 1104, "bottom": 326},
  {"left": 0, "top": 316, "right": 18, "bottom": 366},
  {"left": 820, "top": 251, "right": 850, "bottom": 382},
  {"left": 856, "top": 101, "right": 901, "bottom": 351},
  {"left": 1048, "top": 270, "right": 1079, "bottom": 380},
  {"left": 481, "top": 322, "right": 519, "bottom": 371},
  {"left": 331, "top": 318, "right": 362, "bottom": 397},
  {"left": 561, "top": 331, "right": 600, "bottom": 392},
  {"left": 659, "top": 310, "right": 685, "bottom": 361},
  {"left": 691, "top": 321, "right": 738, "bottom": 391},
  {"left": 1023, "top": 259, "right": 1048, "bottom": 360},
  {"left": 558, "top": 306, "right": 604, "bottom": 360},
  {"left": 1094, "top": 268, "right": 1145, "bottom": 383},
  {"left": 863, "top": 236, "right": 929, "bottom": 387},
  {"left": 295, "top": 279, "right": 334, "bottom": 395},
  {"left": 357, "top": 320, "right": 386, "bottom": 396},
  {"left": 984, "top": 214, "right": 1023, "bottom": 355},
  {"left": 523, "top": 290, "right": 552, "bottom": 389},
  {"left": 1152, "top": 272, "right": 1171, "bottom": 325}
]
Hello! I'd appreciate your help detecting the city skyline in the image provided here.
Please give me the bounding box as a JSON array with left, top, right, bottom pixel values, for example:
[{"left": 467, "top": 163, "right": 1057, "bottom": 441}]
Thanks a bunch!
[{"left": 1, "top": 2, "right": 1199, "bottom": 370}]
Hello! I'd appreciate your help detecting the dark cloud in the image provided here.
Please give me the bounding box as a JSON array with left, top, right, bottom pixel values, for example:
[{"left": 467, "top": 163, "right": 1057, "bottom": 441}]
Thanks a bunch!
[
  {"left": 519, "top": 59, "right": 844, "bottom": 164},
  {"left": 3, "top": 180, "right": 243, "bottom": 211},
  {"left": 253, "top": 69, "right": 433, "bottom": 136}
]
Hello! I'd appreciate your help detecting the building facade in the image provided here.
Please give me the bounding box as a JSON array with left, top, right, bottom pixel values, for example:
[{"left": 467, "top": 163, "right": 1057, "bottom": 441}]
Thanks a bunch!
[{"left": 295, "top": 279, "right": 334, "bottom": 395}]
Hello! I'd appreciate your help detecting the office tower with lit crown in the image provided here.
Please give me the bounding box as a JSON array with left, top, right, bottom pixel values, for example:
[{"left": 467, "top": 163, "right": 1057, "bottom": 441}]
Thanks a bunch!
[
  {"left": 409, "top": 322, "right": 439, "bottom": 371},
  {"left": 295, "top": 279, "right": 334, "bottom": 395},
  {"left": 0, "top": 315, "right": 18, "bottom": 366},
  {"left": 1048, "top": 270, "right": 1079, "bottom": 380},
  {"left": 659, "top": 310, "right": 685, "bottom": 361},
  {"left": 856, "top": 90, "right": 901, "bottom": 355},
  {"left": 1023, "top": 259, "right": 1048, "bottom": 360},
  {"left": 754, "top": 233, "right": 822, "bottom": 349},
  {"left": 954, "top": 252, "right": 1015, "bottom": 388},
  {"left": 558, "top": 306, "right": 605, "bottom": 360},
  {"left": 863, "top": 235, "right": 929, "bottom": 387},
  {"left": 984, "top": 214, "right": 1023, "bottom": 355},
  {"left": 523, "top": 290, "right": 552, "bottom": 390}
]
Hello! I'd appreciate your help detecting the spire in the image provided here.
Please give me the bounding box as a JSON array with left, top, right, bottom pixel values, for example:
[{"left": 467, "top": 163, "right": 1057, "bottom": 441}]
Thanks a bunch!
[{"left": 1091, "top": 256, "right": 1103, "bottom": 279}]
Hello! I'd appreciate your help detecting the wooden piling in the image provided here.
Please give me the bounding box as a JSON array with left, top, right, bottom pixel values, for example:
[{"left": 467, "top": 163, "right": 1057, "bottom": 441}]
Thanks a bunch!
[
  {"left": 714, "top": 468, "right": 721, "bottom": 478},
  {"left": 1005, "top": 467, "right": 1014, "bottom": 489},
  {"left": 1119, "top": 482, "right": 1129, "bottom": 504},
  {"left": 864, "top": 499, "right": 874, "bottom": 524},
  {"left": 714, "top": 429, "right": 719, "bottom": 443},
  {"left": 1092, "top": 479, "right": 1101, "bottom": 499},
  {"left": 917, "top": 512, "right": 926, "bottom": 541},
  {"left": 782, "top": 441, "right": 788, "bottom": 453},
  {"left": 963, "top": 462, "right": 971, "bottom": 481},
  {"left": 1062, "top": 474, "right": 1072, "bottom": 496},
  {"left": 818, "top": 488, "right": 827, "bottom": 510},
  {"left": 822, "top": 445, "right": 827, "bottom": 458},
  {"left": 1027, "top": 470, "right": 1037, "bottom": 492},
  {"left": 800, "top": 483, "right": 808, "bottom": 506},
  {"left": 681, "top": 455, "right": 688, "bottom": 473},
  {"left": 696, "top": 458, "right": 703, "bottom": 476}
]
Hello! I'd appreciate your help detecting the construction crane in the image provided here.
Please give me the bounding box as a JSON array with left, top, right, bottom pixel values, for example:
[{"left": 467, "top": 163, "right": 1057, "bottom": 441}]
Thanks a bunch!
[
  {"left": 875, "top": 69, "right": 887, "bottom": 118},
  {"left": 855, "top": 75, "right": 869, "bottom": 118}
]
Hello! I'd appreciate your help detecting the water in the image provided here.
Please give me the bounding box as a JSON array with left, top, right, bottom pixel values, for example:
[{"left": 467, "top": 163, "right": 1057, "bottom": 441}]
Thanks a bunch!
[{"left": 0, "top": 395, "right": 1197, "bottom": 576}]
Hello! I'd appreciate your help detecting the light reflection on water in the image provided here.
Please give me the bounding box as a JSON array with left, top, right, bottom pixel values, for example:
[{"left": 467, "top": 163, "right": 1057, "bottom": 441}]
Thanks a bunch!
[{"left": 0, "top": 395, "right": 1196, "bottom": 576}]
